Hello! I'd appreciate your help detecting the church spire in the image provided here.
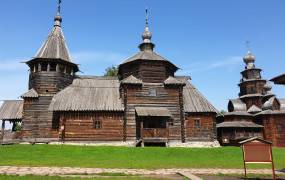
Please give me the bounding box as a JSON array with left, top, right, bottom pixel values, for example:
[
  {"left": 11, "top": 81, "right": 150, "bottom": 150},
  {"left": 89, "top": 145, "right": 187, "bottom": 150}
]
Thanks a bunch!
[
  {"left": 139, "top": 8, "right": 155, "bottom": 51},
  {"left": 35, "top": 0, "right": 72, "bottom": 62},
  {"left": 54, "top": 0, "right": 62, "bottom": 27}
]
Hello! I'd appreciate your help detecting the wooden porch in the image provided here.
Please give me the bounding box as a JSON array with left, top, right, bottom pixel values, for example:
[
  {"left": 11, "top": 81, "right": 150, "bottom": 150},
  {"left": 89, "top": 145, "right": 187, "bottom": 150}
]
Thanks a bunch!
[{"left": 140, "top": 122, "right": 170, "bottom": 146}]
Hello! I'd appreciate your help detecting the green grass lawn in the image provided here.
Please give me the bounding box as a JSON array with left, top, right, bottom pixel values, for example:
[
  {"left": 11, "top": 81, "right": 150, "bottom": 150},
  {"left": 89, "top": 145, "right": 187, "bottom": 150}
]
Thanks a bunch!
[{"left": 0, "top": 145, "right": 284, "bottom": 169}]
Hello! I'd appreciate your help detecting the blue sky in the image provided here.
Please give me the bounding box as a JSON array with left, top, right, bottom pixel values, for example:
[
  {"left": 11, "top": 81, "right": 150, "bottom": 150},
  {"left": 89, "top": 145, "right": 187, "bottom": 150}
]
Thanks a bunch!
[{"left": 0, "top": 0, "right": 285, "bottom": 113}]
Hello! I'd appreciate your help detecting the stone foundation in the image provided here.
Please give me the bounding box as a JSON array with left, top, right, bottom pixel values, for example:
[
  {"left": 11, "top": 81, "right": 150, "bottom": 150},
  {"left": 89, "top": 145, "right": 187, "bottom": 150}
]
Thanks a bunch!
[
  {"left": 19, "top": 139, "right": 220, "bottom": 148},
  {"left": 168, "top": 140, "right": 220, "bottom": 148}
]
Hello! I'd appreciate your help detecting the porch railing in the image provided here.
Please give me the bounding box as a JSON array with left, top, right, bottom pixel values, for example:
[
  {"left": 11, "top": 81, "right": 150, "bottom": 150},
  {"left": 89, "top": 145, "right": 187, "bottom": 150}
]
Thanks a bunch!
[{"left": 141, "top": 128, "right": 169, "bottom": 139}]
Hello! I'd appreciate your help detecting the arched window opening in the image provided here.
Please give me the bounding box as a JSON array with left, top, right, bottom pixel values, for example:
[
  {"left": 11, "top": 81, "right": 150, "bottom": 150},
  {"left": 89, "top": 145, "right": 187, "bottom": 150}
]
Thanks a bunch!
[
  {"left": 41, "top": 62, "right": 48, "bottom": 71},
  {"left": 66, "top": 67, "right": 72, "bottom": 75},
  {"left": 50, "top": 63, "right": 57, "bottom": 71},
  {"left": 59, "top": 64, "right": 65, "bottom": 73}
]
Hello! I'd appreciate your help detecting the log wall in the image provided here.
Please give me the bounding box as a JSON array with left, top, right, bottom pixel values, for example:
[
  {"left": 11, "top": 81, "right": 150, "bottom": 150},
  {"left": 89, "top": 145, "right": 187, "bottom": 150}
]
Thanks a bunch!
[
  {"left": 123, "top": 84, "right": 182, "bottom": 141},
  {"left": 138, "top": 62, "right": 174, "bottom": 83},
  {"left": 185, "top": 113, "right": 216, "bottom": 141},
  {"left": 59, "top": 112, "right": 124, "bottom": 141},
  {"left": 21, "top": 68, "right": 74, "bottom": 140},
  {"left": 29, "top": 71, "right": 73, "bottom": 94},
  {"left": 21, "top": 96, "right": 58, "bottom": 139},
  {"left": 262, "top": 115, "right": 285, "bottom": 147},
  {"left": 119, "top": 61, "right": 175, "bottom": 83}
]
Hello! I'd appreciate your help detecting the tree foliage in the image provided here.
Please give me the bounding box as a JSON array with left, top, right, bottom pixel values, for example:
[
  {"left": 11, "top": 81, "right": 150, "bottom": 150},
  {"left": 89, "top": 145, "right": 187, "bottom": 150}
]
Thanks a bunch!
[
  {"left": 104, "top": 65, "right": 118, "bottom": 77},
  {"left": 12, "top": 122, "right": 22, "bottom": 132}
]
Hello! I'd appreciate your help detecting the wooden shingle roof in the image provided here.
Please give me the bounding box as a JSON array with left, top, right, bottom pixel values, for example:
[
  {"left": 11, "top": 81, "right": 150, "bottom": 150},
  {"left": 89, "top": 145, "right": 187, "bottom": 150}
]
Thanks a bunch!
[
  {"left": 135, "top": 107, "right": 172, "bottom": 117},
  {"left": 21, "top": 89, "right": 38, "bottom": 98},
  {"left": 49, "top": 76, "right": 124, "bottom": 111},
  {"left": 35, "top": 15, "right": 71, "bottom": 62},
  {"left": 121, "top": 75, "right": 142, "bottom": 85},
  {"left": 178, "top": 77, "right": 218, "bottom": 113},
  {"left": 216, "top": 121, "right": 263, "bottom": 128},
  {"left": 0, "top": 100, "right": 23, "bottom": 120},
  {"left": 50, "top": 76, "right": 217, "bottom": 114},
  {"left": 119, "top": 51, "right": 178, "bottom": 70},
  {"left": 164, "top": 76, "right": 185, "bottom": 86},
  {"left": 247, "top": 105, "right": 262, "bottom": 114}
]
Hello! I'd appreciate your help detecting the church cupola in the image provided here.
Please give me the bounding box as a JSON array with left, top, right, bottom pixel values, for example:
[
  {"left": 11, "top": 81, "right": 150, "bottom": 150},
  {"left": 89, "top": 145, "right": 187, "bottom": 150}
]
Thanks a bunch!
[
  {"left": 238, "top": 42, "right": 267, "bottom": 108},
  {"left": 118, "top": 8, "right": 178, "bottom": 83},
  {"left": 243, "top": 50, "right": 256, "bottom": 69},
  {"left": 139, "top": 9, "right": 155, "bottom": 52},
  {"left": 25, "top": 0, "right": 79, "bottom": 95}
]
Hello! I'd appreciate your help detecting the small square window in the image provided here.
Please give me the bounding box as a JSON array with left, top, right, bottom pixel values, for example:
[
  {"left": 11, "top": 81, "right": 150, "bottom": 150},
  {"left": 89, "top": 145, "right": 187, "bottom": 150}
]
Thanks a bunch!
[
  {"left": 93, "top": 120, "right": 102, "bottom": 129},
  {"left": 149, "top": 89, "right": 157, "bottom": 96},
  {"left": 194, "top": 119, "right": 201, "bottom": 129}
]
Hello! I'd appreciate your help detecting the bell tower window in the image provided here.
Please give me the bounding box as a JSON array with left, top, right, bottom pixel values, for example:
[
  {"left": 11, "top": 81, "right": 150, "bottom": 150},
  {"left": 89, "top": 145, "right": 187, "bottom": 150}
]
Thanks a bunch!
[
  {"left": 50, "top": 63, "right": 57, "bottom": 71},
  {"left": 41, "top": 62, "right": 48, "bottom": 71},
  {"left": 59, "top": 64, "right": 65, "bottom": 73}
]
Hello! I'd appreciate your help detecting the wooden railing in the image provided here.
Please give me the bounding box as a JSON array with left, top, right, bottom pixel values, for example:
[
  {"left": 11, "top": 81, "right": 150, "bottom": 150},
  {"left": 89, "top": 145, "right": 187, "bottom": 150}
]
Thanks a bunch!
[{"left": 141, "top": 128, "right": 169, "bottom": 139}]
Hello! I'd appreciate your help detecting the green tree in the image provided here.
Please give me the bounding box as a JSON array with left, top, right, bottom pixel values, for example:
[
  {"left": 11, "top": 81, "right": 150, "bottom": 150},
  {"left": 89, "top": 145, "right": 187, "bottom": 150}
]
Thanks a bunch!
[
  {"left": 12, "top": 122, "right": 22, "bottom": 132},
  {"left": 104, "top": 65, "right": 118, "bottom": 77}
]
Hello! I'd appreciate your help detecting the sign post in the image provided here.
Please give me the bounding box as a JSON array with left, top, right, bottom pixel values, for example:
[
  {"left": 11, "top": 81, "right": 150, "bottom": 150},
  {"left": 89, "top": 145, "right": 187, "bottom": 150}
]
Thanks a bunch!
[{"left": 239, "top": 137, "right": 275, "bottom": 180}]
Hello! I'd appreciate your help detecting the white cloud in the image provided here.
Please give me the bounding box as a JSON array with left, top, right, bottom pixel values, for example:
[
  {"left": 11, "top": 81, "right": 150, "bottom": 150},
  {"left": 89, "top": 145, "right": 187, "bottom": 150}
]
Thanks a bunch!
[
  {"left": 72, "top": 51, "right": 126, "bottom": 65},
  {"left": 179, "top": 56, "right": 242, "bottom": 74}
]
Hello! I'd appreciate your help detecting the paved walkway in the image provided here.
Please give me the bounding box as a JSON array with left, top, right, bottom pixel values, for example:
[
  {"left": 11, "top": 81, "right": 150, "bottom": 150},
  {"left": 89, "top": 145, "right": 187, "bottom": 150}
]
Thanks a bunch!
[{"left": 0, "top": 166, "right": 284, "bottom": 176}]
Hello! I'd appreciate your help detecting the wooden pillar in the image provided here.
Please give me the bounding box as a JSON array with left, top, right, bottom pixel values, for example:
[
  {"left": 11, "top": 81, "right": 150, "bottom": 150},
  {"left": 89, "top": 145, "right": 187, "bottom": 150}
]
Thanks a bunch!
[
  {"left": 38, "top": 63, "right": 41, "bottom": 71},
  {"left": 56, "top": 64, "right": 60, "bottom": 72},
  {"left": 179, "top": 86, "right": 185, "bottom": 143},
  {"left": 47, "top": 63, "right": 50, "bottom": 72},
  {"left": 123, "top": 86, "right": 127, "bottom": 142},
  {"left": 1, "top": 120, "right": 5, "bottom": 142},
  {"left": 141, "top": 121, "right": 144, "bottom": 147}
]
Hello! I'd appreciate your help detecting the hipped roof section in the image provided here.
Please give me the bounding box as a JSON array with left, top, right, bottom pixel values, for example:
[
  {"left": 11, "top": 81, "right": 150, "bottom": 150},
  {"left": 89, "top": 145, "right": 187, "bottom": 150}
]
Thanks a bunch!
[
  {"left": 49, "top": 76, "right": 124, "bottom": 112},
  {"left": 0, "top": 100, "right": 23, "bottom": 120},
  {"left": 178, "top": 76, "right": 218, "bottom": 113}
]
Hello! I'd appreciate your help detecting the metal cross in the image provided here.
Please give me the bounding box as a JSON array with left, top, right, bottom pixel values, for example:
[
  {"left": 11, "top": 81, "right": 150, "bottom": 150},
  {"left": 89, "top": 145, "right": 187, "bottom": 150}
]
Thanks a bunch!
[
  {"left": 246, "top": 41, "right": 251, "bottom": 52},
  {"left": 57, "top": 0, "right": 62, "bottom": 14},
  {"left": 145, "top": 7, "right": 149, "bottom": 26}
]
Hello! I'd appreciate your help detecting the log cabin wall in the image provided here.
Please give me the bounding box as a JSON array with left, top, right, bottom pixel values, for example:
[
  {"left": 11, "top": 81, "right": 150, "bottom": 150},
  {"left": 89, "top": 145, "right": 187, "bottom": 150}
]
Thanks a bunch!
[
  {"left": 138, "top": 61, "right": 175, "bottom": 83},
  {"left": 21, "top": 66, "right": 74, "bottom": 140},
  {"left": 119, "top": 61, "right": 175, "bottom": 83},
  {"left": 123, "top": 84, "right": 182, "bottom": 141},
  {"left": 244, "top": 97, "right": 263, "bottom": 109},
  {"left": 223, "top": 115, "right": 254, "bottom": 122},
  {"left": 59, "top": 112, "right": 124, "bottom": 141},
  {"left": 185, "top": 113, "right": 216, "bottom": 141},
  {"left": 262, "top": 115, "right": 285, "bottom": 147},
  {"left": 29, "top": 71, "right": 73, "bottom": 94},
  {"left": 119, "top": 63, "right": 140, "bottom": 80},
  {"left": 21, "top": 96, "right": 57, "bottom": 140}
]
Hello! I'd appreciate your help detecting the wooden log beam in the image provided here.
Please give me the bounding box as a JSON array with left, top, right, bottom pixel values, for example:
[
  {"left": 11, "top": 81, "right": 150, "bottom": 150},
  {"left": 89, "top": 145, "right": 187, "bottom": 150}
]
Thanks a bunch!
[{"left": 1, "top": 120, "right": 5, "bottom": 142}]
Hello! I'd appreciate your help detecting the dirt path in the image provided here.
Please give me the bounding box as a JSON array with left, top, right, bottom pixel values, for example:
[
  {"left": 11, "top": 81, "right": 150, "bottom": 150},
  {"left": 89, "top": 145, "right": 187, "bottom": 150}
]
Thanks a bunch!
[{"left": 0, "top": 166, "right": 284, "bottom": 176}]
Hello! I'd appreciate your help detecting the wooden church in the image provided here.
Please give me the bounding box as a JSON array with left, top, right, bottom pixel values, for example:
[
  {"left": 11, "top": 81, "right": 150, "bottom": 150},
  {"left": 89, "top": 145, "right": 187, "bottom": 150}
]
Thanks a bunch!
[
  {"left": 217, "top": 49, "right": 285, "bottom": 147},
  {"left": 0, "top": 3, "right": 219, "bottom": 146}
]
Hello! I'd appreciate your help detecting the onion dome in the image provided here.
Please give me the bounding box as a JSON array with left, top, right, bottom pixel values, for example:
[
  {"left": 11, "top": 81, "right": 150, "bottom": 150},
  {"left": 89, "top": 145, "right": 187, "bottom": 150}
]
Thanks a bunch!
[
  {"left": 142, "top": 26, "right": 152, "bottom": 43},
  {"left": 264, "top": 81, "right": 272, "bottom": 92},
  {"left": 243, "top": 50, "right": 255, "bottom": 63},
  {"left": 243, "top": 50, "right": 256, "bottom": 69}
]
